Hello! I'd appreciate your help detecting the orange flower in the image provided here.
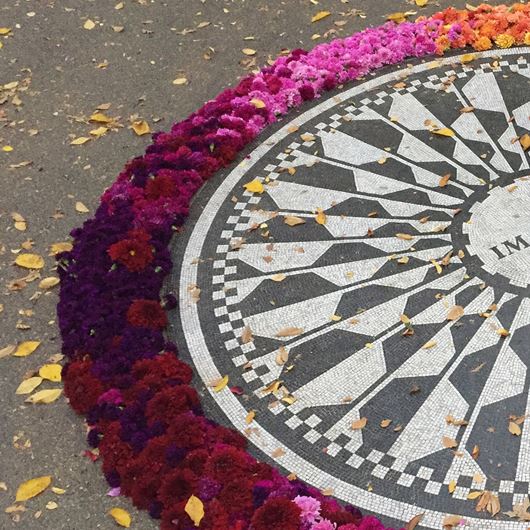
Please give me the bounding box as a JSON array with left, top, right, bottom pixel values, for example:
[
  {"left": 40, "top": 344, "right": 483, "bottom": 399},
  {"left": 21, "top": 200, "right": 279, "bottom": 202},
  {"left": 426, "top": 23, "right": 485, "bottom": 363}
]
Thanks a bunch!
[{"left": 473, "top": 36, "right": 493, "bottom": 51}]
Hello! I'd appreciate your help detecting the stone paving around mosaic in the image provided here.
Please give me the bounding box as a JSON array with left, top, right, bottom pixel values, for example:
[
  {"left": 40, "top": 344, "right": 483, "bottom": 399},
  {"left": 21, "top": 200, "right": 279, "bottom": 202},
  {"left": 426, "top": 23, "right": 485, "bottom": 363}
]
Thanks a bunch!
[{"left": 173, "top": 48, "right": 530, "bottom": 529}]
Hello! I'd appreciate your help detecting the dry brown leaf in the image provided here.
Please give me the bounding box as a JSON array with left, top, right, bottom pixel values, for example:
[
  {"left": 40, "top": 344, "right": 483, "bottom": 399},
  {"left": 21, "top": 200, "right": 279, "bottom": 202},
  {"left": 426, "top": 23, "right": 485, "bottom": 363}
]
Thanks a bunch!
[
  {"left": 442, "top": 436, "right": 458, "bottom": 449},
  {"left": 351, "top": 417, "right": 367, "bottom": 430},
  {"left": 447, "top": 305, "right": 464, "bottom": 321},
  {"left": 315, "top": 208, "right": 326, "bottom": 225},
  {"left": 509, "top": 421, "right": 522, "bottom": 436},
  {"left": 275, "top": 327, "right": 303, "bottom": 337},
  {"left": 442, "top": 515, "right": 462, "bottom": 529},
  {"left": 396, "top": 233, "right": 414, "bottom": 240},
  {"left": 284, "top": 216, "right": 306, "bottom": 227},
  {"left": 275, "top": 347, "right": 289, "bottom": 366},
  {"left": 241, "top": 326, "right": 253, "bottom": 344},
  {"left": 406, "top": 513, "right": 424, "bottom": 530},
  {"left": 439, "top": 173, "right": 451, "bottom": 187}
]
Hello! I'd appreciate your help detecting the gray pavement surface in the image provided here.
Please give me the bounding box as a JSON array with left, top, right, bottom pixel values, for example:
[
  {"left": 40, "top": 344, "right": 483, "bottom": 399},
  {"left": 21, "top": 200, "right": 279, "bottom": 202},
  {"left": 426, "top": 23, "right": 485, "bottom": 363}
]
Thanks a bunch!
[{"left": 0, "top": 1, "right": 504, "bottom": 529}]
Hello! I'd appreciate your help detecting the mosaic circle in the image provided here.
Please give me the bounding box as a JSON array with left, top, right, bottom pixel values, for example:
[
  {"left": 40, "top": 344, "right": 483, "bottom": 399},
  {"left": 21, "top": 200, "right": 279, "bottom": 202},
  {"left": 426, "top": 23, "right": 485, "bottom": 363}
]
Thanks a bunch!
[{"left": 174, "top": 49, "right": 530, "bottom": 528}]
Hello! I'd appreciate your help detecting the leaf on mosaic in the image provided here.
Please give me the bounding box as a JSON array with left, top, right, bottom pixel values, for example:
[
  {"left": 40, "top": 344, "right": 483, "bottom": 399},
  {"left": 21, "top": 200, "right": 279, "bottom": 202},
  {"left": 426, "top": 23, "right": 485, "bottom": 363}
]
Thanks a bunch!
[
  {"left": 284, "top": 215, "right": 306, "bottom": 226},
  {"left": 212, "top": 375, "right": 229, "bottom": 392},
  {"left": 442, "top": 436, "right": 457, "bottom": 449},
  {"left": 447, "top": 305, "right": 464, "bottom": 321},
  {"left": 351, "top": 417, "right": 367, "bottom": 430},
  {"left": 241, "top": 326, "right": 253, "bottom": 344},
  {"left": 275, "top": 327, "right": 303, "bottom": 337}
]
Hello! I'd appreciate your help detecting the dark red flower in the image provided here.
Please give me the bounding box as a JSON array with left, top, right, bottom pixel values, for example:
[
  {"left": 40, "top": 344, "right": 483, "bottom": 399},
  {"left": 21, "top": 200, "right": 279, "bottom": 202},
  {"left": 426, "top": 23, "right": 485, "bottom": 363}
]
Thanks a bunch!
[
  {"left": 126, "top": 299, "right": 168, "bottom": 329},
  {"left": 132, "top": 354, "right": 193, "bottom": 389},
  {"left": 63, "top": 360, "right": 105, "bottom": 414},
  {"left": 167, "top": 413, "right": 206, "bottom": 449},
  {"left": 145, "top": 174, "right": 177, "bottom": 200},
  {"left": 205, "top": 445, "right": 252, "bottom": 482},
  {"left": 145, "top": 386, "right": 200, "bottom": 426},
  {"left": 218, "top": 479, "right": 253, "bottom": 516},
  {"left": 250, "top": 498, "right": 301, "bottom": 530},
  {"left": 108, "top": 230, "right": 154, "bottom": 272},
  {"left": 158, "top": 468, "right": 198, "bottom": 505},
  {"left": 182, "top": 449, "right": 209, "bottom": 475}
]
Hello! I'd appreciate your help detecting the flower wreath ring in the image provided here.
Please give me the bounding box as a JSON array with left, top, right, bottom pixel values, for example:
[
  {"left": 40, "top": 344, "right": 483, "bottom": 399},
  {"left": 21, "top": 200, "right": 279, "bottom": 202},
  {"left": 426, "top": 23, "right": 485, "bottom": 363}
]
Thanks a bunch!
[{"left": 58, "top": 5, "right": 530, "bottom": 530}]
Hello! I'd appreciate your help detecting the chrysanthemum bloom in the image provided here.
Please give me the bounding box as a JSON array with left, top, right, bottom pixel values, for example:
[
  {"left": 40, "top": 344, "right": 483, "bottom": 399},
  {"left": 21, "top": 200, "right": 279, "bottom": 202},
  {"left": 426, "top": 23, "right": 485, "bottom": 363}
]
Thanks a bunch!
[
  {"left": 495, "top": 33, "right": 516, "bottom": 48},
  {"left": 107, "top": 229, "right": 154, "bottom": 272},
  {"left": 126, "top": 299, "right": 168, "bottom": 329},
  {"left": 250, "top": 498, "right": 302, "bottom": 530},
  {"left": 63, "top": 360, "right": 105, "bottom": 414},
  {"left": 473, "top": 35, "right": 493, "bottom": 51}
]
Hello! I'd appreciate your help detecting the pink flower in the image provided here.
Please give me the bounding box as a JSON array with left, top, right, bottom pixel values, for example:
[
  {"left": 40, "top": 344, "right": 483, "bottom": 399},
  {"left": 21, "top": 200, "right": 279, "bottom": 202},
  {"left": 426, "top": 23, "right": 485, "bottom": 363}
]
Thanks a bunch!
[{"left": 294, "top": 496, "right": 321, "bottom": 524}]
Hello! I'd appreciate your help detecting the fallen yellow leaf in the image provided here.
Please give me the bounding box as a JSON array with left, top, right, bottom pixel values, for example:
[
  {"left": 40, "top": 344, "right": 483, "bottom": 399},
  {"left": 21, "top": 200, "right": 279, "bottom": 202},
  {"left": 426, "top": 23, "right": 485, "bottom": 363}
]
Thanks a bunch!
[
  {"left": 245, "top": 410, "right": 256, "bottom": 424},
  {"left": 311, "top": 11, "right": 331, "bottom": 22},
  {"left": 15, "top": 253, "right": 44, "bottom": 269},
  {"left": 315, "top": 208, "right": 327, "bottom": 225},
  {"left": 467, "top": 491, "right": 483, "bottom": 500},
  {"left": 15, "top": 476, "right": 52, "bottom": 502},
  {"left": 172, "top": 77, "right": 188, "bottom": 85},
  {"left": 460, "top": 53, "right": 476, "bottom": 63},
  {"left": 242, "top": 48, "right": 256, "bottom": 56},
  {"left": 415, "top": 0, "right": 428, "bottom": 5},
  {"left": 13, "top": 341, "right": 41, "bottom": 357},
  {"left": 49, "top": 242, "right": 73, "bottom": 255},
  {"left": 131, "top": 120, "right": 150, "bottom": 136},
  {"left": 2, "top": 145, "right": 13, "bottom": 152},
  {"left": 433, "top": 128, "right": 455, "bottom": 137},
  {"left": 520, "top": 134, "right": 530, "bottom": 151},
  {"left": 213, "top": 375, "right": 229, "bottom": 392},
  {"left": 39, "top": 364, "right": 62, "bottom": 382},
  {"left": 15, "top": 376, "right": 43, "bottom": 395},
  {"left": 89, "top": 126, "right": 108, "bottom": 137},
  {"left": 70, "top": 136, "right": 91, "bottom": 145},
  {"left": 109, "top": 507, "right": 132, "bottom": 528},
  {"left": 83, "top": 19, "right": 96, "bottom": 30},
  {"left": 75, "top": 201, "right": 90, "bottom": 213},
  {"left": 25, "top": 388, "right": 63, "bottom": 404},
  {"left": 185, "top": 495, "right": 204, "bottom": 527},
  {"left": 509, "top": 421, "right": 522, "bottom": 436},
  {"left": 89, "top": 112, "right": 112, "bottom": 123},
  {"left": 250, "top": 98, "right": 266, "bottom": 109},
  {"left": 243, "top": 179, "right": 264, "bottom": 194},
  {"left": 39, "top": 277, "right": 60, "bottom": 290}
]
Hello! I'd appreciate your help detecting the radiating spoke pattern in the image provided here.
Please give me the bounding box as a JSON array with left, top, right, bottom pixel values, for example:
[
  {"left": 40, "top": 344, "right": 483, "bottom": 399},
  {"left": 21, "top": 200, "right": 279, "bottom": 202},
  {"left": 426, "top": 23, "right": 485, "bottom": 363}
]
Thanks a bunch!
[{"left": 176, "top": 50, "right": 530, "bottom": 527}]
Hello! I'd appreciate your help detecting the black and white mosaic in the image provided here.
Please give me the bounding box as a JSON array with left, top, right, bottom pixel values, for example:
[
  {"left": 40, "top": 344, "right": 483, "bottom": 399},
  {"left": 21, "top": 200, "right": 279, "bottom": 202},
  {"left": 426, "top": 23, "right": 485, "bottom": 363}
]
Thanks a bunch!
[{"left": 172, "top": 49, "right": 530, "bottom": 528}]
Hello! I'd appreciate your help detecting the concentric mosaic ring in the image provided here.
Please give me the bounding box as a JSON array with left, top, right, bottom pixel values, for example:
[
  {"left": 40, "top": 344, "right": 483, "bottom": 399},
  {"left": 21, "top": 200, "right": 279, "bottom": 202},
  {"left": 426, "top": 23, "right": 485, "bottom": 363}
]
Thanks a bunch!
[
  {"left": 58, "top": 5, "right": 530, "bottom": 530},
  {"left": 174, "top": 47, "right": 530, "bottom": 529}
]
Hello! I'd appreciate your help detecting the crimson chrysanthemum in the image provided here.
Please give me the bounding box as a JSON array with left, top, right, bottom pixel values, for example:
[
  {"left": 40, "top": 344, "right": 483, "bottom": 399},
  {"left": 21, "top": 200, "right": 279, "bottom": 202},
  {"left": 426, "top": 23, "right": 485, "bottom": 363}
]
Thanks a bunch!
[
  {"left": 145, "top": 174, "right": 177, "bottom": 200},
  {"left": 126, "top": 299, "right": 168, "bottom": 329},
  {"left": 63, "top": 359, "right": 105, "bottom": 414},
  {"left": 107, "top": 230, "right": 154, "bottom": 272},
  {"left": 250, "top": 497, "right": 302, "bottom": 530}
]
